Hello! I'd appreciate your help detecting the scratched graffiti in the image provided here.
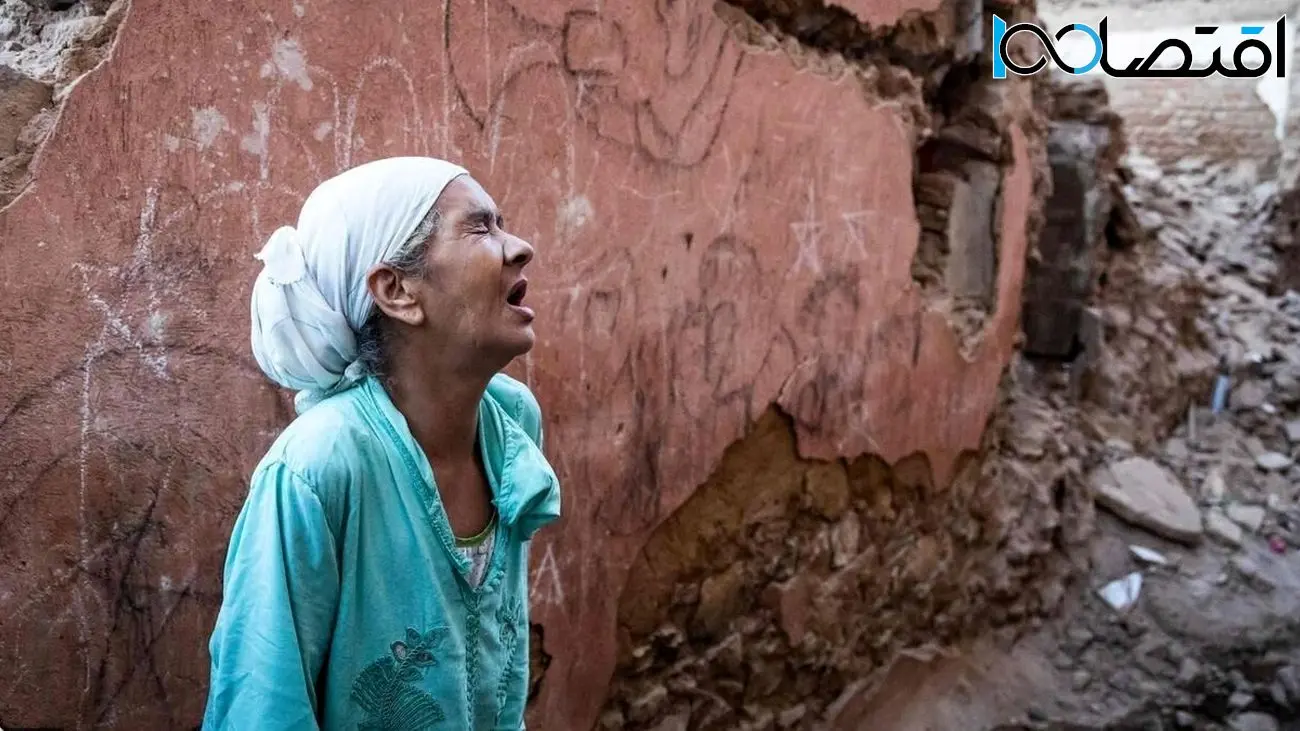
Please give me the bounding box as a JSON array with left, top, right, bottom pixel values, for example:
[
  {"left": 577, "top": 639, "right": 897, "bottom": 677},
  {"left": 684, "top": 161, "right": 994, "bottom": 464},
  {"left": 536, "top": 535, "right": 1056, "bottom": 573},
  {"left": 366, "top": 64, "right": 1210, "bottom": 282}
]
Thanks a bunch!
[
  {"left": 0, "top": 0, "right": 1029, "bottom": 727},
  {"left": 0, "top": 173, "right": 291, "bottom": 726}
]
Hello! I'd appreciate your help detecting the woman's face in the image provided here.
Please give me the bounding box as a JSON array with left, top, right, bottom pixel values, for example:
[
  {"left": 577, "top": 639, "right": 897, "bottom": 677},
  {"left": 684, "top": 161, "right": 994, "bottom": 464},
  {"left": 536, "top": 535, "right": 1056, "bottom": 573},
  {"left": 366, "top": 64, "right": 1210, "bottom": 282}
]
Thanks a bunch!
[{"left": 413, "top": 175, "right": 537, "bottom": 364}]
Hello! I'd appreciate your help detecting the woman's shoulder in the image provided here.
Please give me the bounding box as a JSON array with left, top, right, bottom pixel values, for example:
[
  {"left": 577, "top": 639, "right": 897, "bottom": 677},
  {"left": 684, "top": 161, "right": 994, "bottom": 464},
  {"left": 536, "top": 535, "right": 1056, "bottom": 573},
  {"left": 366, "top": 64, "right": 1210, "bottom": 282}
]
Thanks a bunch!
[
  {"left": 257, "top": 387, "right": 380, "bottom": 496},
  {"left": 485, "top": 373, "right": 544, "bottom": 448}
]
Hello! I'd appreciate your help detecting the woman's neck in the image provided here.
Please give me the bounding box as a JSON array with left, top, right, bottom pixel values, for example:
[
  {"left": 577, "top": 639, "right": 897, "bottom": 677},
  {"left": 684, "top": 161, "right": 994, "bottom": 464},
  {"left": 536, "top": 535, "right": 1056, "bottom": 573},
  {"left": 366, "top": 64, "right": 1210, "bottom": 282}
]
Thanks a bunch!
[{"left": 383, "top": 354, "right": 494, "bottom": 463}]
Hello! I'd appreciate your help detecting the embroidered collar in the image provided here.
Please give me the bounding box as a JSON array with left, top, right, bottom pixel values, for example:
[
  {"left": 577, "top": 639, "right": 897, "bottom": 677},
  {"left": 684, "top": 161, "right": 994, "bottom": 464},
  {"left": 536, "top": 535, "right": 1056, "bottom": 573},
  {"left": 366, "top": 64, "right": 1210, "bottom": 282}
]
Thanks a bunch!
[{"left": 359, "top": 376, "right": 560, "bottom": 540}]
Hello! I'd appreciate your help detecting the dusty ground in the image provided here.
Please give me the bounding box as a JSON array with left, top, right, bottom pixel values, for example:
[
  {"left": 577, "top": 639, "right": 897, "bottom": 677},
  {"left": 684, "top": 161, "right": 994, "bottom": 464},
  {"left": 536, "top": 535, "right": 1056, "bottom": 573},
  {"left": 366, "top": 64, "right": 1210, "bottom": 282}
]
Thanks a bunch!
[{"left": 846, "top": 511, "right": 1300, "bottom": 731}]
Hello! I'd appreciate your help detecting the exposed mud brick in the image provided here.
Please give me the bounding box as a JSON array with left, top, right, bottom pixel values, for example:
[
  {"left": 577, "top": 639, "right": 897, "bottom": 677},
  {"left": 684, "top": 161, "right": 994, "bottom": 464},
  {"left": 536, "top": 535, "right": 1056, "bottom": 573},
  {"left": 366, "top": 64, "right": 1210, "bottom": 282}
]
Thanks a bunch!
[
  {"left": 1019, "top": 76, "right": 1125, "bottom": 361},
  {"left": 1022, "top": 121, "right": 1109, "bottom": 357},
  {"left": 910, "top": 71, "right": 1041, "bottom": 358},
  {"left": 1271, "top": 181, "right": 1300, "bottom": 295},
  {"left": 1106, "top": 75, "right": 1280, "bottom": 177},
  {"left": 605, "top": 381, "right": 1093, "bottom": 728},
  {"left": 693, "top": 563, "right": 748, "bottom": 639},
  {"left": 947, "top": 160, "right": 1000, "bottom": 302}
]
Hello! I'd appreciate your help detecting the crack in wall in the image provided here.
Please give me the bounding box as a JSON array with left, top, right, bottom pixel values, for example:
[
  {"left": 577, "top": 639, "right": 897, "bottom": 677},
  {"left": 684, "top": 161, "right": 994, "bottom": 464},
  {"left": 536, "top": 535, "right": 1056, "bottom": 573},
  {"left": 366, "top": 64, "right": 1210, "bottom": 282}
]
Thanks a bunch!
[{"left": 717, "top": 0, "right": 981, "bottom": 98}]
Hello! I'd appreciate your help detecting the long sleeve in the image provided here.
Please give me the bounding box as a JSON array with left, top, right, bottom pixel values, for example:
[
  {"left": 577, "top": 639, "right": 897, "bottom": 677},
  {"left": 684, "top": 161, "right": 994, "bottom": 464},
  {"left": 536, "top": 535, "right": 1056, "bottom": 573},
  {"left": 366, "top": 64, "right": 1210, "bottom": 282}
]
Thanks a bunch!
[{"left": 203, "top": 462, "right": 341, "bottom": 731}]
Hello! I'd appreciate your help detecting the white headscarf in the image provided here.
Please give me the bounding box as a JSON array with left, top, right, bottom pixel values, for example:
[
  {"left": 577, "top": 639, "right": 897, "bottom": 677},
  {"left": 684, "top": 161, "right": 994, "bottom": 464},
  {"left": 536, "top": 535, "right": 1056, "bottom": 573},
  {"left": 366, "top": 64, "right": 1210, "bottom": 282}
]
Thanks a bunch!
[{"left": 250, "top": 156, "right": 469, "bottom": 414}]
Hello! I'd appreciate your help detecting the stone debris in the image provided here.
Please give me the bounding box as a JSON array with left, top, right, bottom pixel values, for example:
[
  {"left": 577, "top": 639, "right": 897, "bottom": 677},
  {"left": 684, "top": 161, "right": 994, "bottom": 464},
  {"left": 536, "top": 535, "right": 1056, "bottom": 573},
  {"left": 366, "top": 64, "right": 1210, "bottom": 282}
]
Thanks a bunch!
[
  {"left": 1230, "top": 712, "right": 1281, "bottom": 731},
  {"left": 1226, "top": 503, "right": 1266, "bottom": 533},
  {"left": 1284, "top": 419, "right": 1300, "bottom": 443},
  {"left": 1200, "top": 467, "right": 1228, "bottom": 504},
  {"left": 1230, "top": 556, "right": 1276, "bottom": 593},
  {"left": 1254, "top": 451, "right": 1293, "bottom": 471},
  {"left": 1128, "top": 545, "right": 1168, "bottom": 565},
  {"left": 0, "top": 0, "right": 120, "bottom": 87},
  {"left": 1205, "top": 509, "right": 1245, "bottom": 547},
  {"left": 969, "top": 68, "right": 1300, "bottom": 731},
  {"left": 1074, "top": 138, "right": 1300, "bottom": 570},
  {"left": 1089, "top": 457, "right": 1203, "bottom": 544}
]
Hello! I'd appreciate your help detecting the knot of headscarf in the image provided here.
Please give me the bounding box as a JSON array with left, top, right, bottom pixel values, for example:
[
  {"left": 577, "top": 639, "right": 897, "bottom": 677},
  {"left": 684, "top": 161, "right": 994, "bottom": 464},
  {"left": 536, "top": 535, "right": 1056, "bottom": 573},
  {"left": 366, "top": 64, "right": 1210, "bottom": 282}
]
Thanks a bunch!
[{"left": 249, "top": 157, "right": 469, "bottom": 414}]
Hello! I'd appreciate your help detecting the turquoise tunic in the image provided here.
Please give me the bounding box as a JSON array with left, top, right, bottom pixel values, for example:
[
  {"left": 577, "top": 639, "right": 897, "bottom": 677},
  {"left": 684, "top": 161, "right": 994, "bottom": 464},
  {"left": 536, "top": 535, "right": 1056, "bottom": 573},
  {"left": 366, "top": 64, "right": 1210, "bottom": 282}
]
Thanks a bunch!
[{"left": 202, "top": 374, "right": 561, "bottom": 731}]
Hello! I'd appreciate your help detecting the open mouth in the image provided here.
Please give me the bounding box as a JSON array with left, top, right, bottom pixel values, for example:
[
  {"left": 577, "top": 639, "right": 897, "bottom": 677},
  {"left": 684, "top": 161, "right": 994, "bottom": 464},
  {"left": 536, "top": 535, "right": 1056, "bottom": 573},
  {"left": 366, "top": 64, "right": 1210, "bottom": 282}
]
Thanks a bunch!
[{"left": 506, "top": 279, "right": 528, "bottom": 307}]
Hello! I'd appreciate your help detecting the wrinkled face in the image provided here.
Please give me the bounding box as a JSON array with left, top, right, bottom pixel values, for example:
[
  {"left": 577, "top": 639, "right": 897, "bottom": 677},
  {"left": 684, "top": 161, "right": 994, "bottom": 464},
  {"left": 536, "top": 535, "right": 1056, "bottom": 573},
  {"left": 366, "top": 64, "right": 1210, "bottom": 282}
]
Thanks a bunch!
[
  {"left": 370, "top": 175, "right": 536, "bottom": 369},
  {"left": 423, "top": 176, "right": 536, "bottom": 361}
]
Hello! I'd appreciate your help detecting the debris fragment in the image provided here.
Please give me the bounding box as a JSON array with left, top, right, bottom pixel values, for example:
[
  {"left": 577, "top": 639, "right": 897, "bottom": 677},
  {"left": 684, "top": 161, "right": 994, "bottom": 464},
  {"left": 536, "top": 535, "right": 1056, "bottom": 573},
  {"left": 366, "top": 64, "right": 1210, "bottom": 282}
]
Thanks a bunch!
[
  {"left": 1098, "top": 572, "right": 1143, "bottom": 612},
  {"left": 1090, "top": 457, "right": 1203, "bottom": 544},
  {"left": 1200, "top": 467, "right": 1227, "bottom": 504},
  {"left": 1230, "top": 556, "right": 1276, "bottom": 593},
  {"left": 1226, "top": 503, "right": 1266, "bottom": 533},
  {"left": 1128, "top": 545, "right": 1168, "bottom": 565},
  {"left": 1205, "top": 510, "right": 1244, "bottom": 547},
  {"left": 1255, "top": 452, "right": 1294, "bottom": 471},
  {"left": 1212, "top": 359, "right": 1231, "bottom": 414},
  {"left": 1230, "top": 380, "right": 1268, "bottom": 411},
  {"left": 1229, "top": 711, "right": 1281, "bottom": 731}
]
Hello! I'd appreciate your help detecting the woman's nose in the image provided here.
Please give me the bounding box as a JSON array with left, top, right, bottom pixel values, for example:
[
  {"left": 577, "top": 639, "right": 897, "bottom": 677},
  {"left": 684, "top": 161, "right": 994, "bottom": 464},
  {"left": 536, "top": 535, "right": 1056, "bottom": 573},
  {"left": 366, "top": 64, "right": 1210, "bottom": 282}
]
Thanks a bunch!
[{"left": 504, "top": 234, "right": 534, "bottom": 267}]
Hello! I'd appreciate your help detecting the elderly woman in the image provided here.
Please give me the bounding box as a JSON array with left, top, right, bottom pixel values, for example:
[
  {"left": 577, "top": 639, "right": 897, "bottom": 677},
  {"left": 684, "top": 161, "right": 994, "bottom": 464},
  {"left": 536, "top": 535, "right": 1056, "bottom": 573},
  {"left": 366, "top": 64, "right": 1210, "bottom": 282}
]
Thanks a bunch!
[{"left": 202, "top": 157, "right": 560, "bottom": 731}]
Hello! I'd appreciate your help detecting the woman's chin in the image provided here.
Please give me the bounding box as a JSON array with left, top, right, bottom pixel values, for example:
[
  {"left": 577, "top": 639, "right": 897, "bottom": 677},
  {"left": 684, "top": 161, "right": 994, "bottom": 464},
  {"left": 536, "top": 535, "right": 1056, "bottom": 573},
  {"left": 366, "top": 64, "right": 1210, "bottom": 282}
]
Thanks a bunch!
[{"left": 496, "top": 325, "right": 536, "bottom": 359}]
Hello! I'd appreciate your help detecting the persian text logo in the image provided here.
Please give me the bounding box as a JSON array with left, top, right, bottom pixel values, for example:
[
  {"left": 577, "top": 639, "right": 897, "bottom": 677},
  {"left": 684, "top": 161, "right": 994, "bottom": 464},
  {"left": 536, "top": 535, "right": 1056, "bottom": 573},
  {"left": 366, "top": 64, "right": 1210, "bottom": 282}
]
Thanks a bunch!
[{"left": 991, "top": 15, "right": 1287, "bottom": 79}]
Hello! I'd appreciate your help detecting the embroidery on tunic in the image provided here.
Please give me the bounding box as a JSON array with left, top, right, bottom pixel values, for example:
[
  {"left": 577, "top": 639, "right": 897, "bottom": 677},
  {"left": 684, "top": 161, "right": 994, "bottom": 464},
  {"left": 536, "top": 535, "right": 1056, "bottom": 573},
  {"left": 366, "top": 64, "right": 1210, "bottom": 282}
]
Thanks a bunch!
[
  {"left": 463, "top": 594, "right": 482, "bottom": 726},
  {"left": 351, "top": 627, "right": 450, "bottom": 730},
  {"left": 493, "top": 600, "right": 526, "bottom": 724}
]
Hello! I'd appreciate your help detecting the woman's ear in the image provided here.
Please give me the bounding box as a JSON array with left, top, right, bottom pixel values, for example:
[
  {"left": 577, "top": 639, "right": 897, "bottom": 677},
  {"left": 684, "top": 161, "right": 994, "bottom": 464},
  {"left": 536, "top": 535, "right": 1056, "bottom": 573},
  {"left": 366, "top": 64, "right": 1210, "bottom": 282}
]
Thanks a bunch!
[{"left": 367, "top": 265, "right": 426, "bottom": 326}]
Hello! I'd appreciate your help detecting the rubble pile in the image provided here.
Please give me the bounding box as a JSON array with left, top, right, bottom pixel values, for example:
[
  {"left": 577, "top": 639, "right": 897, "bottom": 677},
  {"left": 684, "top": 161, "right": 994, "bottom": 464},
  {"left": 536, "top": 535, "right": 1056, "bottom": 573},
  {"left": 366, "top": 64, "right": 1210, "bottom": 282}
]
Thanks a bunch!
[
  {"left": 1095, "top": 150, "right": 1300, "bottom": 556},
  {"left": 834, "top": 74, "right": 1300, "bottom": 731},
  {"left": 593, "top": 11, "right": 1090, "bottom": 729},
  {"left": 999, "top": 84, "right": 1300, "bottom": 730},
  {"left": 593, "top": 60, "right": 1300, "bottom": 731}
]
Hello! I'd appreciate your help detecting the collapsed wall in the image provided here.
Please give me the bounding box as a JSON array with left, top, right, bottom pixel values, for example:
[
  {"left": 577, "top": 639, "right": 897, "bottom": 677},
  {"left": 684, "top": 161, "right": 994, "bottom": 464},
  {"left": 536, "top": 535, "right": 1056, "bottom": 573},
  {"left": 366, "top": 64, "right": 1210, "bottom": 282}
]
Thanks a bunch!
[{"left": 0, "top": 0, "right": 1070, "bottom": 728}]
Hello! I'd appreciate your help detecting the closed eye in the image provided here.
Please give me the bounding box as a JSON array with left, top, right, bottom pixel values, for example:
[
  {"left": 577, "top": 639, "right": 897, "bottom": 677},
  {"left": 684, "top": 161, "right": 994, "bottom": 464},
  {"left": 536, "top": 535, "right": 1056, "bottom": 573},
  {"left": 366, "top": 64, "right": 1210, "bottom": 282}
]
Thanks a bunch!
[{"left": 463, "top": 208, "right": 504, "bottom": 235}]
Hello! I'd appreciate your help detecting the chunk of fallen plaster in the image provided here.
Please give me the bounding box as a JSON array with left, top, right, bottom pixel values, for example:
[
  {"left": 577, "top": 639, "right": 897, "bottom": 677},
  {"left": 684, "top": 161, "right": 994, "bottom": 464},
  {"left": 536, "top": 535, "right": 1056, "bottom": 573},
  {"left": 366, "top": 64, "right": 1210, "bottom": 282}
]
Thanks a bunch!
[
  {"left": 1098, "top": 572, "right": 1142, "bottom": 611},
  {"left": 1090, "top": 457, "right": 1203, "bottom": 544},
  {"left": 1285, "top": 419, "right": 1300, "bottom": 444},
  {"left": 1129, "top": 545, "right": 1168, "bottom": 565},
  {"left": 1255, "top": 452, "right": 1294, "bottom": 471},
  {"left": 1205, "top": 509, "right": 1243, "bottom": 547},
  {"left": 1226, "top": 502, "right": 1266, "bottom": 533},
  {"left": 1201, "top": 467, "right": 1227, "bottom": 504}
]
